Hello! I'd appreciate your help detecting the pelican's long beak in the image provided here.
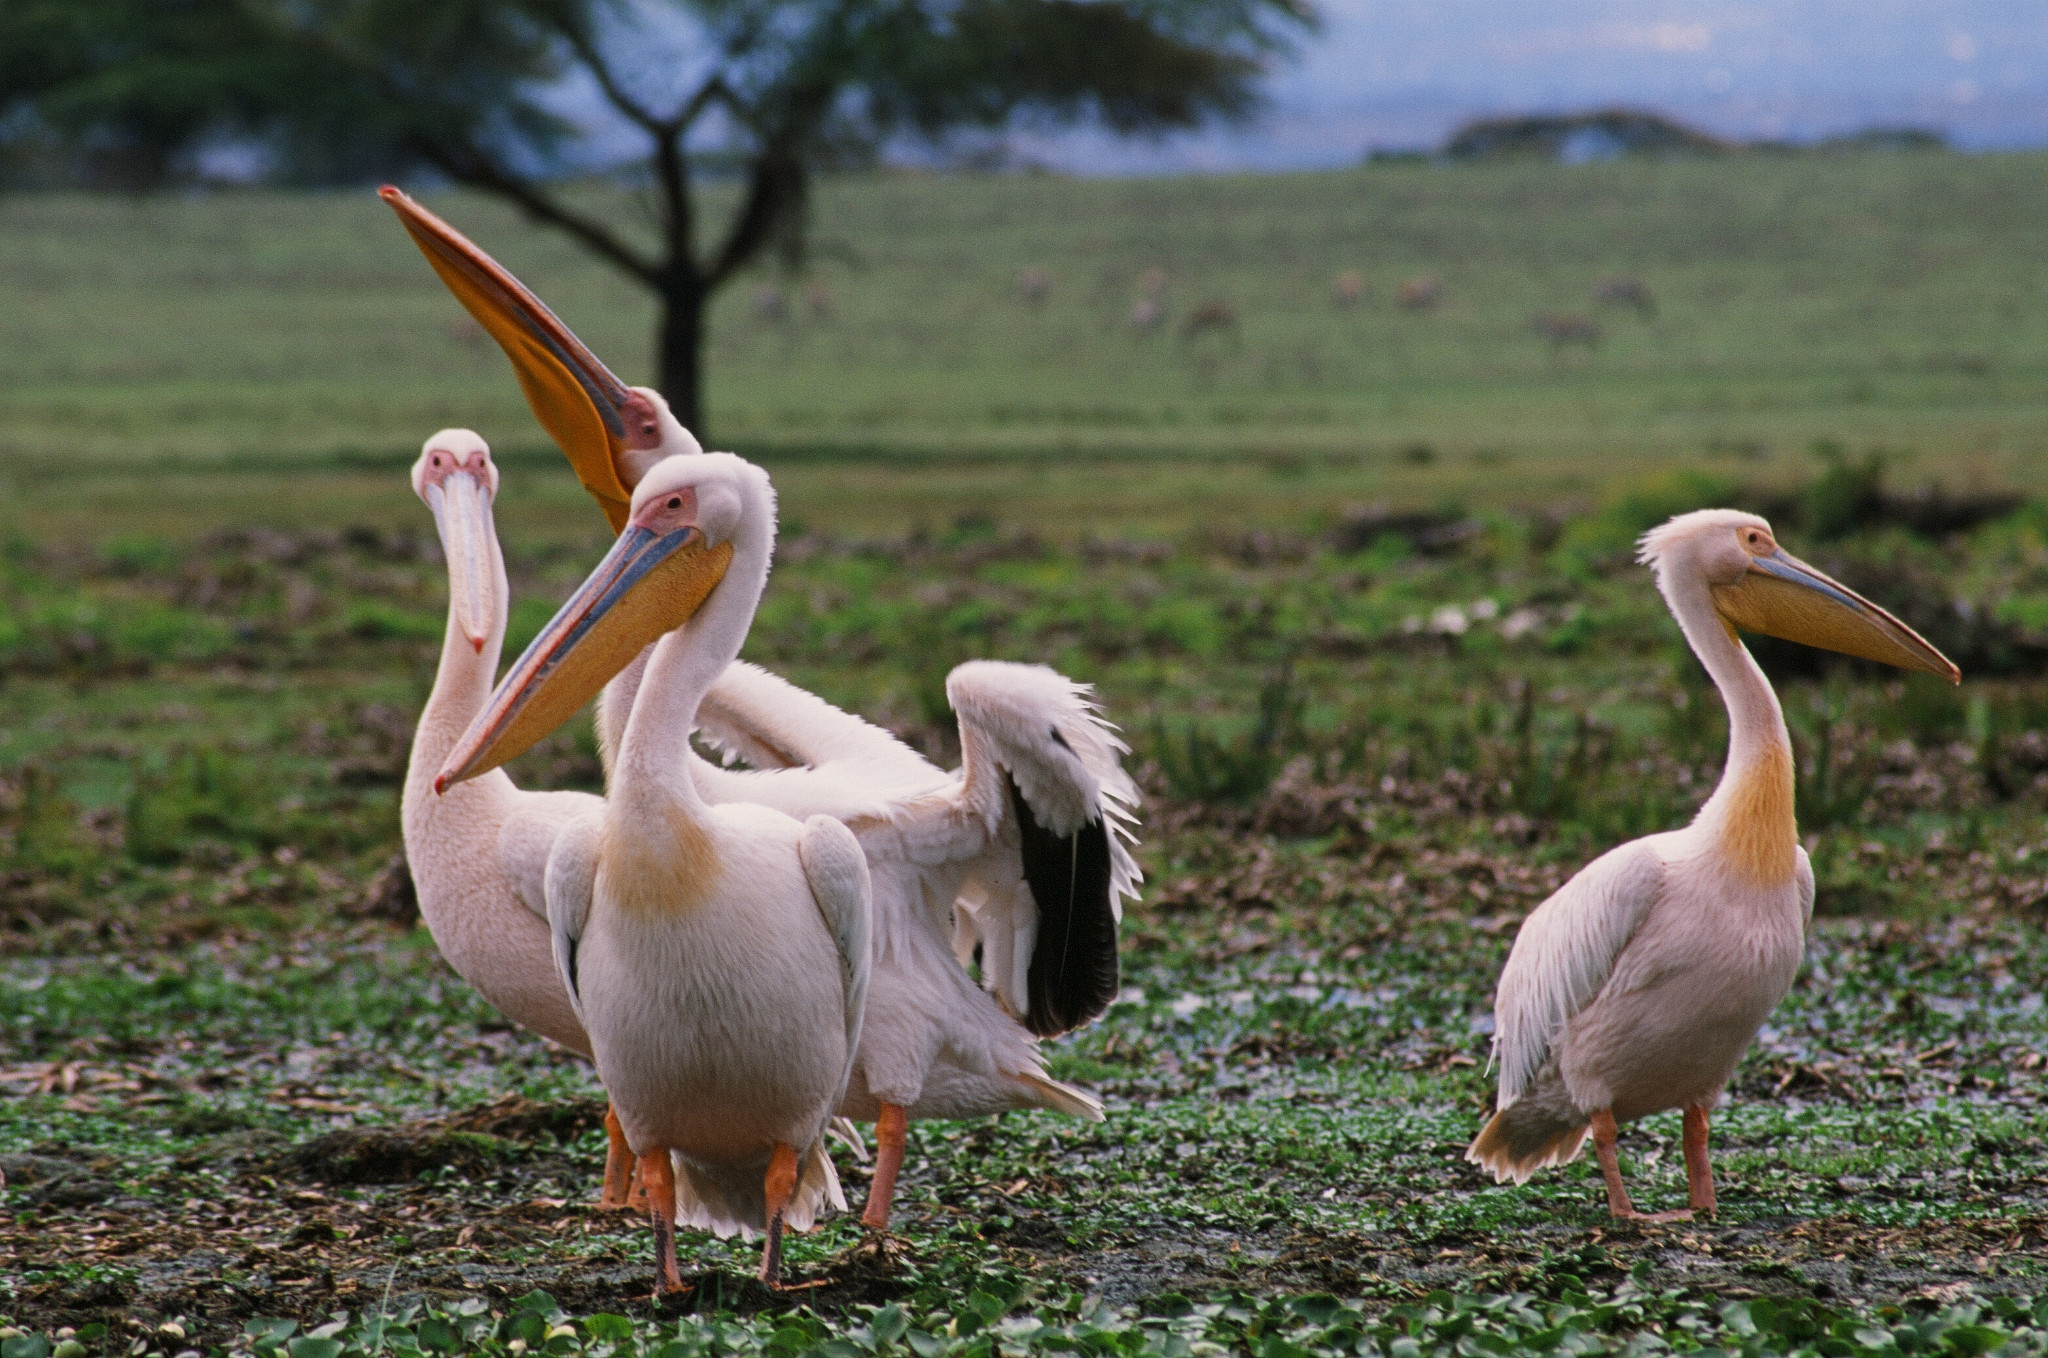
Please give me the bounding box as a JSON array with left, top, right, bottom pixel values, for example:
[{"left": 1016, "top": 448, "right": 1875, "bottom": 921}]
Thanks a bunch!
[
  {"left": 424, "top": 470, "right": 497, "bottom": 653},
  {"left": 436, "top": 526, "right": 735, "bottom": 791},
  {"left": 1713, "top": 547, "right": 1960, "bottom": 682},
  {"left": 381, "top": 186, "right": 639, "bottom": 531}
]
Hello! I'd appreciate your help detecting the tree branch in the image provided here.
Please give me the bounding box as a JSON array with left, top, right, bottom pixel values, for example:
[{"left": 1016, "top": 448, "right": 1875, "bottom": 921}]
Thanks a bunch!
[
  {"left": 705, "top": 141, "right": 798, "bottom": 286},
  {"left": 677, "top": 72, "right": 754, "bottom": 135},
  {"left": 233, "top": 0, "right": 664, "bottom": 290},
  {"left": 557, "top": 21, "right": 667, "bottom": 137},
  {"left": 412, "top": 134, "right": 665, "bottom": 288}
]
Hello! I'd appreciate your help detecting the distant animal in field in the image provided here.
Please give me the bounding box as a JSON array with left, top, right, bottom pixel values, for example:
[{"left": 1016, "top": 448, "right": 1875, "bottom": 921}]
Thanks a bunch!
[
  {"left": 1593, "top": 277, "right": 1657, "bottom": 317},
  {"left": 1332, "top": 270, "right": 1366, "bottom": 308},
  {"left": 1138, "top": 266, "right": 1168, "bottom": 296},
  {"left": 753, "top": 286, "right": 789, "bottom": 323},
  {"left": 1128, "top": 297, "right": 1166, "bottom": 331},
  {"left": 804, "top": 281, "right": 833, "bottom": 321},
  {"left": 1180, "top": 299, "right": 1238, "bottom": 340},
  {"left": 1532, "top": 314, "right": 1602, "bottom": 350},
  {"left": 1398, "top": 275, "right": 1441, "bottom": 310},
  {"left": 1018, "top": 266, "right": 1052, "bottom": 306}
]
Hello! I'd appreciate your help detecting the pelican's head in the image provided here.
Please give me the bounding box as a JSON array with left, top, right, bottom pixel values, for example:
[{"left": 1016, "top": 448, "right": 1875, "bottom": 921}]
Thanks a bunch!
[
  {"left": 1639, "top": 508, "right": 1958, "bottom": 681},
  {"left": 435, "top": 453, "right": 767, "bottom": 791},
  {"left": 411, "top": 429, "right": 499, "bottom": 654},
  {"left": 382, "top": 188, "right": 703, "bottom": 533}
]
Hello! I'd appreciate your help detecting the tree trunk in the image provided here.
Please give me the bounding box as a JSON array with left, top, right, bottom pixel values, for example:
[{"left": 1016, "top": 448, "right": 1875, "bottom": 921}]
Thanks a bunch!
[{"left": 656, "top": 280, "right": 708, "bottom": 438}]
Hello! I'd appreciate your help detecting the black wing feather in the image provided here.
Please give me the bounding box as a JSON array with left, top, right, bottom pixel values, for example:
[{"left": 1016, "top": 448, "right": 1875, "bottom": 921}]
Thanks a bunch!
[{"left": 1010, "top": 772, "right": 1120, "bottom": 1037}]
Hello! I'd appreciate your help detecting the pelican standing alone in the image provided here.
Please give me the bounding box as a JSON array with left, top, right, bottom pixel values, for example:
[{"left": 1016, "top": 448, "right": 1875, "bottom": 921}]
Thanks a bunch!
[
  {"left": 383, "top": 186, "right": 1140, "bottom": 1229},
  {"left": 1467, "top": 510, "right": 1958, "bottom": 1219},
  {"left": 439, "top": 452, "right": 870, "bottom": 1289}
]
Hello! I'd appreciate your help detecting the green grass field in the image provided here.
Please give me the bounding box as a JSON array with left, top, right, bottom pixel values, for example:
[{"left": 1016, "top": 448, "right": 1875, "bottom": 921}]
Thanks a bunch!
[
  {"left": 5, "top": 155, "right": 2048, "bottom": 1355},
  {"left": 7, "top": 150, "right": 2048, "bottom": 519}
]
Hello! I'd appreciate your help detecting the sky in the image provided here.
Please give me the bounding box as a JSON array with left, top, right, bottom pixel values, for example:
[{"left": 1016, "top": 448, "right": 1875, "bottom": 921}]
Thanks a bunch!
[
  {"left": 1005, "top": 0, "right": 2048, "bottom": 172},
  {"left": 554, "top": 1, "right": 2048, "bottom": 176}
]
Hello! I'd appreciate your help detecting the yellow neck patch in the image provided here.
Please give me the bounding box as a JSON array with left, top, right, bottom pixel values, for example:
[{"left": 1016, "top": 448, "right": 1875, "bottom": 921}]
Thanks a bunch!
[
  {"left": 601, "top": 803, "right": 721, "bottom": 916},
  {"left": 1717, "top": 740, "right": 1797, "bottom": 885}
]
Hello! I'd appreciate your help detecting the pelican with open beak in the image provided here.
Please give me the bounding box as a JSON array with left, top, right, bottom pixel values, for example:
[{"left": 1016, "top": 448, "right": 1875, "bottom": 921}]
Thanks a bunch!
[
  {"left": 440, "top": 452, "right": 869, "bottom": 1292},
  {"left": 1468, "top": 509, "right": 1956, "bottom": 1220},
  {"left": 387, "top": 188, "right": 1137, "bottom": 1231},
  {"left": 381, "top": 186, "right": 701, "bottom": 530}
]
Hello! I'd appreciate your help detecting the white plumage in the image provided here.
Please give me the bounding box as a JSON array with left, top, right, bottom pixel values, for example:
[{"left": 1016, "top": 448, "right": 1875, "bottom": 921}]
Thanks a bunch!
[
  {"left": 601, "top": 650, "right": 1141, "bottom": 1225},
  {"left": 1469, "top": 508, "right": 1954, "bottom": 1219},
  {"left": 439, "top": 452, "right": 870, "bottom": 1288}
]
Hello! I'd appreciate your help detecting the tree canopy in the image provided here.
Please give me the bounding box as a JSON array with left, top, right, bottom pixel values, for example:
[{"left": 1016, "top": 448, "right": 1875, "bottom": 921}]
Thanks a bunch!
[{"left": 2, "top": 0, "right": 1315, "bottom": 434}]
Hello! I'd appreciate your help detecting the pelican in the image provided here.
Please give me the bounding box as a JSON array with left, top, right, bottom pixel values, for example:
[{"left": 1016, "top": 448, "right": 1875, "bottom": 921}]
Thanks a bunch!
[
  {"left": 399, "top": 430, "right": 655, "bottom": 1209},
  {"left": 1467, "top": 510, "right": 1958, "bottom": 1219},
  {"left": 624, "top": 654, "right": 1135, "bottom": 1227},
  {"left": 438, "top": 452, "right": 870, "bottom": 1290},
  {"left": 385, "top": 187, "right": 1141, "bottom": 1229}
]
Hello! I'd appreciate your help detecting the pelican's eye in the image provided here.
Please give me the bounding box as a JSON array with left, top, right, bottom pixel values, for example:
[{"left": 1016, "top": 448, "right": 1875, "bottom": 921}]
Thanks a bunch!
[{"left": 667, "top": 496, "right": 683, "bottom": 510}]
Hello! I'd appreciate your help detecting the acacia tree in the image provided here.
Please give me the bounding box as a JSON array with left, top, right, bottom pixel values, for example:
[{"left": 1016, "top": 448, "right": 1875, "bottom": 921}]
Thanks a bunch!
[{"left": 4, "top": 0, "right": 1312, "bottom": 435}]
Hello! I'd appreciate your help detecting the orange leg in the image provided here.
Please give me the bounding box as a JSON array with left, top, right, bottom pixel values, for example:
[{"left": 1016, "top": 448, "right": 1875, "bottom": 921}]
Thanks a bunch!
[
  {"left": 1683, "top": 1103, "right": 1717, "bottom": 1216},
  {"left": 638, "top": 1148, "right": 688, "bottom": 1296},
  {"left": 1591, "top": 1109, "right": 1692, "bottom": 1223},
  {"left": 861, "top": 1103, "right": 909, "bottom": 1230},
  {"left": 599, "top": 1105, "right": 636, "bottom": 1209},
  {"left": 759, "top": 1143, "right": 800, "bottom": 1286}
]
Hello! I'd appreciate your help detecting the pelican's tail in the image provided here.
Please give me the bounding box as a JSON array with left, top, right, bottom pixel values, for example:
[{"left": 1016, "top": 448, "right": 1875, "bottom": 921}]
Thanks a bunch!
[
  {"left": 1012, "top": 1070, "right": 1105, "bottom": 1122},
  {"left": 1465, "top": 1097, "right": 1590, "bottom": 1184},
  {"left": 671, "top": 1139, "right": 847, "bottom": 1240}
]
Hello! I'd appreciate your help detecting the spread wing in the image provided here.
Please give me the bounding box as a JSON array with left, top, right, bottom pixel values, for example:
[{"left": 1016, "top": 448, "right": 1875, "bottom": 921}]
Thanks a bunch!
[
  {"left": 698, "top": 661, "right": 939, "bottom": 785},
  {"left": 1491, "top": 837, "right": 1666, "bottom": 1107},
  {"left": 799, "top": 815, "right": 873, "bottom": 1098},
  {"left": 542, "top": 810, "right": 605, "bottom": 1026},
  {"left": 912, "top": 661, "right": 1141, "bottom": 1038},
  {"left": 678, "top": 657, "right": 1141, "bottom": 1042}
]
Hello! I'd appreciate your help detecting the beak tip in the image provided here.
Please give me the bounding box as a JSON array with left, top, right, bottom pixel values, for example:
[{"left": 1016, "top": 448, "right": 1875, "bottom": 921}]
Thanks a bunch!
[
  {"left": 433, "top": 773, "right": 450, "bottom": 796},
  {"left": 469, "top": 633, "right": 487, "bottom": 654}
]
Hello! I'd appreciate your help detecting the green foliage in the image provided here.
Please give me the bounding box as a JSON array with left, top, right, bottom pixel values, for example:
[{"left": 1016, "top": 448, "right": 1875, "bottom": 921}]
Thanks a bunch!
[
  {"left": 1803, "top": 441, "right": 1888, "bottom": 541},
  {"left": 125, "top": 746, "right": 267, "bottom": 865},
  {"left": 7, "top": 1280, "right": 2048, "bottom": 1358},
  {"left": 0, "top": 762, "right": 103, "bottom": 891},
  {"left": 1550, "top": 470, "right": 1741, "bottom": 576},
  {"left": 1150, "top": 657, "right": 1302, "bottom": 802}
]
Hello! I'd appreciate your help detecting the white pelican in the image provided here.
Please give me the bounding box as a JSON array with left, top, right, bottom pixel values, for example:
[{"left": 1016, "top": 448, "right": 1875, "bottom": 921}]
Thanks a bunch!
[
  {"left": 384, "top": 188, "right": 1141, "bottom": 1229},
  {"left": 1467, "top": 509, "right": 1958, "bottom": 1219},
  {"left": 399, "top": 430, "right": 653, "bottom": 1209},
  {"left": 611, "top": 654, "right": 1138, "bottom": 1227},
  {"left": 437, "top": 452, "right": 871, "bottom": 1290}
]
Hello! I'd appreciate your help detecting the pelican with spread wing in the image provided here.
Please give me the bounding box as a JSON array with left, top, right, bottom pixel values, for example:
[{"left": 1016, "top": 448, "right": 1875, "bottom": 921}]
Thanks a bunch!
[
  {"left": 1468, "top": 510, "right": 1958, "bottom": 1219},
  {"left": 385, "top": 188, "right": 1140, "bottom": 1229}
]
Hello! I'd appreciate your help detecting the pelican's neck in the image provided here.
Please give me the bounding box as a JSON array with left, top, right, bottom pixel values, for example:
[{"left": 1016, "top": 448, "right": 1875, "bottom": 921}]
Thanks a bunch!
[
  {"left": 405, "top": 530, "right": 513, "bottom": 816},
  {"left": 1664, "top": 571, "right": 1797, "bottom": 883},
  {"left": 612, "top": 516, "right": 773, "bottom": 818},
  {"left": 597, "top": 644, "right": 653, "bottom": 780}
]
